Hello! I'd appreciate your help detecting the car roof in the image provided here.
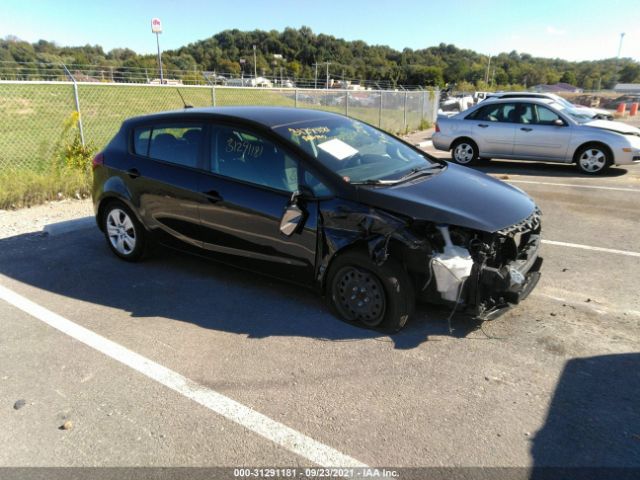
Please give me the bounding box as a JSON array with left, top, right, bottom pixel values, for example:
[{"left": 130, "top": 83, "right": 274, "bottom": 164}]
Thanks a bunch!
[
  {"left": 489, "top": 92, "right": 557, "bottom": 98},
  {"left": 122, "top": 106, "right": 344, "bottom": 129},
  {"left": 480, "top": 97, "right": 556, "bottom": 106}
]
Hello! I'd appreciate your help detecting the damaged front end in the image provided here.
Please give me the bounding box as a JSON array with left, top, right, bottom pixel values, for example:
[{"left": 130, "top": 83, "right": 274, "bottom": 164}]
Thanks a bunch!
[
  {"left": 416, "top": 208, "right": 543, "bottom": 320},
  {"left": 317, "top": 199, "right": 543, "bottom": 322}
]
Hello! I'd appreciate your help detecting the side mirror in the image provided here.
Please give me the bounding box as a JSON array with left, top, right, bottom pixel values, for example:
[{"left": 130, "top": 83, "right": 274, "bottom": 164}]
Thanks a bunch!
[
  {"left": 280, "top": 203, "right": 306, "bottom": 236},
  {"left": 279, "top": 189, "right": 310, "bottom": 236},
  {"left": 554, "top": 119, "right": 565, "bottom": 127}
]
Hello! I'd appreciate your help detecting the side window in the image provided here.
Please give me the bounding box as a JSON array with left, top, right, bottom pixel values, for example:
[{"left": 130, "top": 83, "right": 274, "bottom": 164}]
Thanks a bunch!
[
  {"left": 535, "top": 106, "right": 562, "bottom": 125},
  {"left": 133, "top": 128, "right": 151, "bottom": 156},
  {"left": 211, "top": 126, "right": 329, "bottom": 196},
  {"left": 517, "top": 104, "right": 535, "bottom": 124},
  {"left": 132, "top": 124, "right": 203, "bottom": 169},
  {"left": 472, "top": 105, "right": 498, "bottom": 121}
]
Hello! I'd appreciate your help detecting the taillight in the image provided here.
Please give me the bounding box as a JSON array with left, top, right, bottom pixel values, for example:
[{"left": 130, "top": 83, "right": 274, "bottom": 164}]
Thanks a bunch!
[
  {"left": 435, "top": 123, "right": 440, "bottom": 133},
  {"left": 92, "top": 152, "right": 104, "bottom": 170}
]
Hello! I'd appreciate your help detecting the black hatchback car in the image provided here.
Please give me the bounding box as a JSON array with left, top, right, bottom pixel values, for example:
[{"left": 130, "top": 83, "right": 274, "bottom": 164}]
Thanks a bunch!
[{"left": 92, "top": 107, "right": 543, "bottom": 332}]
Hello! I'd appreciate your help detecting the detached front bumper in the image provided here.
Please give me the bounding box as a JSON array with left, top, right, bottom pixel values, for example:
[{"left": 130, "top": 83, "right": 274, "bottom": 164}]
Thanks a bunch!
[{"left": 470, "top": 234, "right": 544, "bottom": 320}]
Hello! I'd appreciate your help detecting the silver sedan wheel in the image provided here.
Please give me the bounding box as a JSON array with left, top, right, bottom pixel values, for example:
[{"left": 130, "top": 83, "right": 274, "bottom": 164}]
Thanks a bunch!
[
  {"left": 453, "top": 143, "right": 475, "bottom": 164},
  {"left": 579, "top": 148, "right": 607, "bottom": 173},
  {"left": 106, "top": 208, "right": 136, "bottom": 255}
]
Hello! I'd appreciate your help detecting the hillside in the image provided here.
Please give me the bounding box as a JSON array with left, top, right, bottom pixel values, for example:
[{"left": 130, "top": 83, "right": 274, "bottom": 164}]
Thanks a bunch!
[{"left": 1, "top": 27, "right": 639, "bottom": 89}]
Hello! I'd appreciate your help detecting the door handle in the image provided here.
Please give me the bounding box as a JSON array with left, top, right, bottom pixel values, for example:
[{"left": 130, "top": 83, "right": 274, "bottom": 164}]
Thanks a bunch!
[
  {"left": 203, "top": 190, "right": 222, "bottom": 203},
  {"left": 126, "top": 168, "right": 140, "bottom": 179},
  {"left": 477, "top": 124, "right": 489, "bottom": 128},
  {"left": 520, "top": 127, "right": 533, "bottom": 132}
]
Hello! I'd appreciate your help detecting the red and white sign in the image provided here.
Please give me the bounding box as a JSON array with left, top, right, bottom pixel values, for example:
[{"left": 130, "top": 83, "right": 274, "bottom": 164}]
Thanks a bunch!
[{"left": 151, "top": 18, "right": 162, "bottom": 33}]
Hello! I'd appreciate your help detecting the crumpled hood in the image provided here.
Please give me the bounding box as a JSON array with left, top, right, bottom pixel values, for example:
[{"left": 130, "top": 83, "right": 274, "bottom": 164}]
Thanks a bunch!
[
  {"left": 355, "top": 163, "right": 537, "bottom": 232},
  {"left": 583, "top": 120, "right": 640, "bottom": 136}
]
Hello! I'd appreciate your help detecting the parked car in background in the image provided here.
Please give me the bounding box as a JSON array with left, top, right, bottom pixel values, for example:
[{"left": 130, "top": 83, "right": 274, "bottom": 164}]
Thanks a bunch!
[
  {"left": 92, "top": 107, "right": 543, "bottom": 332},
  {"left": 433, "top": 98, "right": 640, "bottom": 174},
  {"left": 483, "top": 91, "right": 614, "bottom": 120},
  {"left": 603, "top": 95, "right": 640, "bottom": 111}
]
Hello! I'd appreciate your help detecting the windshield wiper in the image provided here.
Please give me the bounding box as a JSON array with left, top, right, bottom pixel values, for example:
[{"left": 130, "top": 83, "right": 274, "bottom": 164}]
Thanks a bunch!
[
  {"left": 350, "top": 179, "right": 399, "bottom": 185},
  {"left": 395, "top": 165, "right": 442, "bottom": 182},
  {"left": 350, "top": 164, "right": 443, "bottom": 186}
]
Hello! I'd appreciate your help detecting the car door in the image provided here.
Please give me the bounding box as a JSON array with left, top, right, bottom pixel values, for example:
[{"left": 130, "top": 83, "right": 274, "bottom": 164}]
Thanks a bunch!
[
  {"left": 127, "top": 122, "right": 205, "bottom": 249},
  {"left": 470, "top": 103, "right": 517, "bottom": 157},
  {"left": 197, "top": 123, "right": 325, "bottom": 286},
  {"left": 512, "top": 103, "right": 572, "bottom": 161}
]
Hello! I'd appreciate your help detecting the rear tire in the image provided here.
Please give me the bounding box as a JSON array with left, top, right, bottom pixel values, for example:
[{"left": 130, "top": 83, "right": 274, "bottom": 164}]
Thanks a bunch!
[
  {"left": 326, "top": 250, "right": 415, "bottom": 332},
  {"left": 101, "top": 200, "right": 147, "bottom": 262},
  {"left": 575, "top": 144, "right": 611, "bottom": 175},
  {"left": 451, "top": 139, "right": 479, "bottom": 166}
]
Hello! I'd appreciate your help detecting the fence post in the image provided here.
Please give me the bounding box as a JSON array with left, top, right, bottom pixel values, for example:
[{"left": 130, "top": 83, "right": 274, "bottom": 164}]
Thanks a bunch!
[
  {"left": 62, "top": 63, "right": 85, "bottom": 147},
  {"left": 403, "top": 90, "right": 408, "bottom": 132},
  {"left": 295, "top": 89, "right": 298, "bottom": 108},
  {"left": 421, "top": 90, "right": 425, "bottom": 126},
  {"left": 378, "top": 90, "right": 383, "bottom": 128},
  {"left": 211, "top": 85, "right": 216, "bottom": 107},
  {"left": 345, "top": 90, "right": 349, "bottom": 117}
]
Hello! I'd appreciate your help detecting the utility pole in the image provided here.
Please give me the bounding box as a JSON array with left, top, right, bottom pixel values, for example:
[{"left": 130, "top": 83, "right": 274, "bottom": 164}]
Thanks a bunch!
[
  {"left": 325, "top": 62, "right": 331, "bottom": 90},
  {"left": 253, "top": 45, "right": 257, "bottom": 81},
  {"left": 613, "top": 32, "right": 625, "bottom": 88},
  {"left": 485, "top": 55, "right": 491, "bottom": 85},
  {"left": 313, "top": 62, "right": 319, "bottom": 89}
]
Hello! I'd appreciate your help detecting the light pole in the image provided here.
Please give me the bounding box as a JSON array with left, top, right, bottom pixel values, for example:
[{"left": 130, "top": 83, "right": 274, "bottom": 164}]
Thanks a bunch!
[
  {"left": 613, "top": 32, "right": 625, "bottom": 88},
  {"left": 253, "top": 45, "right": 257, "bottom": 81},
  {"left": 151, "top": 18, "right": 164, "bottom": 84}
]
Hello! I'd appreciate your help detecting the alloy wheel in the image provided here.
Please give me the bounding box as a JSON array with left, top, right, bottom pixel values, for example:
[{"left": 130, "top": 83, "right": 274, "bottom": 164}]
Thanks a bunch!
[{"left": 106, "top": 208, "right": 137, "bottom": 256}]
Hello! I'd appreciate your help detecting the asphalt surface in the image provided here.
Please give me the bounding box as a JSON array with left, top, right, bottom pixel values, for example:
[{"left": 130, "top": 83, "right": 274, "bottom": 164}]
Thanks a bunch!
[{"left": 1, "top": 149, "right": 639, "bottom": 472}]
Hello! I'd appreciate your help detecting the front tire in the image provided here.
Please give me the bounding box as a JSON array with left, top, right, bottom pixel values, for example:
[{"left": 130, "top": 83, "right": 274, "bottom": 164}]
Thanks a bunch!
[
  {"left": 575, "top": 144, "right": 611, "bottom": 175},
  {"left": 451, "top": 139, "right": 479, "bottom": 166},
  {"left": 326, "top": 250, "right": 415, "bottom": 332},
  {"left": 102, "top": 200, "right": 147, "bottom": 262}
]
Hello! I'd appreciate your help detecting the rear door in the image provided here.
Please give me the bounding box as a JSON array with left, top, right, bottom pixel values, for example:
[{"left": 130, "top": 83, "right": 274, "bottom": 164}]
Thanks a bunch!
[
  {"left": 197, "top": 123, "right": 327, "bottom": 285},
  {"left": 512, "top": 103, "right": 572, "bottom": 160},
  {"left": 127, "top": 122, "right": 205, "bottom": 249},
  {"left": 470, "top": 103, "right": 518, "bottom": 156}
]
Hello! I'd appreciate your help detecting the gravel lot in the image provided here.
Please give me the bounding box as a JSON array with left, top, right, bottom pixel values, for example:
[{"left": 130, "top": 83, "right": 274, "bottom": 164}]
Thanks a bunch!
[
  {"left": 0, "top": 199, "right": 92, "bottom": 240},
  {"left": 0, "top": 127, "right": 639, "bottom": 476}
]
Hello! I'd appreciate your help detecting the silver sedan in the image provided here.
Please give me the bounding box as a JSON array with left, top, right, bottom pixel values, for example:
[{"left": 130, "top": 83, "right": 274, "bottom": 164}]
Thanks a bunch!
[{"left": 432, "top": 98, "right": 640, "bottom": 174}]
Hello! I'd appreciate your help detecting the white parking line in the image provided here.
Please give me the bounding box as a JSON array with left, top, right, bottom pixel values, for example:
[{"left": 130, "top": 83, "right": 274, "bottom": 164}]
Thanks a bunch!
[
  {"left": 0, "top": 282, "right": 368, "bottom": 468},
  {"left": 542, "top": 239, "right": 640, "bottom": 258},
  {"left": 506, "top": 179, "right": 640, "bottom": 193}
]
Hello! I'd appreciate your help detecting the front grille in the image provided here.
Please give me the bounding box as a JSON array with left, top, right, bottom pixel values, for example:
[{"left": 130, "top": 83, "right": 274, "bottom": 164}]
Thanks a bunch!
[
  {"left": 498, "top": 208, "right": 542, "bottom": 238},
  {"left": 495, "top": 208, "right": 542, "bottom": 261}
]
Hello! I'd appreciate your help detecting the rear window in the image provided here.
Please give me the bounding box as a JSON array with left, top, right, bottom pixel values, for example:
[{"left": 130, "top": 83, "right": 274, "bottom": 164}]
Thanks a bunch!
[{"left": 133, "top": 123, "right": 203, "bottom": 169}]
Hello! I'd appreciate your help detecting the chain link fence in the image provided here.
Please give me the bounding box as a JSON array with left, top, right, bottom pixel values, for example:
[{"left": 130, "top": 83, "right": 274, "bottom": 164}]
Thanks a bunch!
[{"left": 0, "top": 81, "right": 439, "bottom": 173}]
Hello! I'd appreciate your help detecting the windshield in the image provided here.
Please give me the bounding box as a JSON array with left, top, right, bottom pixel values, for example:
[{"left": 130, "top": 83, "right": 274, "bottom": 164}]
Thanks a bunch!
[
  {"left": 273, "top": 117, "right": 438, "bottom": 184},
  {"left": 546, "top": 101, "right": 591, "bottom": 123},
  {"left": 550, "top": 95, "right": 574, "bottom": 108}
]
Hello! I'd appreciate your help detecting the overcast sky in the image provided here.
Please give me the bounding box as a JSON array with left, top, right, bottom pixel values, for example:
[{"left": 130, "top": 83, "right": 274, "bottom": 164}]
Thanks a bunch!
[{"left": 1, "top": 0, "right": 638, "bottom": 62}]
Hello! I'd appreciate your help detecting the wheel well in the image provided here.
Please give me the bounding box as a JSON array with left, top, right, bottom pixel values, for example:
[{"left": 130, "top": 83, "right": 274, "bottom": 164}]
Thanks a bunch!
[
  {"left": 322, "top": 238, "right": 419, "bottom": 294},
  {"left": 322, "top": 241, "right": 368, "bottom": 292},
  {"left": 96, "top": 196, "right": 129, "bottom": 232},
  {"left": 572, "top": 142, "right": 613, "bottom": 165},
  {"left": 452, "top": 137, "right": 478, "bottom": 151}
]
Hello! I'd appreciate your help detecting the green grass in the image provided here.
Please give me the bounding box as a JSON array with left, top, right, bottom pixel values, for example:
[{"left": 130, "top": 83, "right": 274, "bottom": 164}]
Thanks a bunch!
[
  {"left": 0, "top": 168, "right": 91, "bottom": 209},
  {"left": 0, "top": 83, "right": 434, "bottom": 208}
]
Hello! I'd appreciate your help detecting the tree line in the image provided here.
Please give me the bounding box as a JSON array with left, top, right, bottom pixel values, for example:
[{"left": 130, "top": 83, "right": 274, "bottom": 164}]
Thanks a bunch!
[{"left": 1, "top": 27, "right": 639, "bottom": 89}]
